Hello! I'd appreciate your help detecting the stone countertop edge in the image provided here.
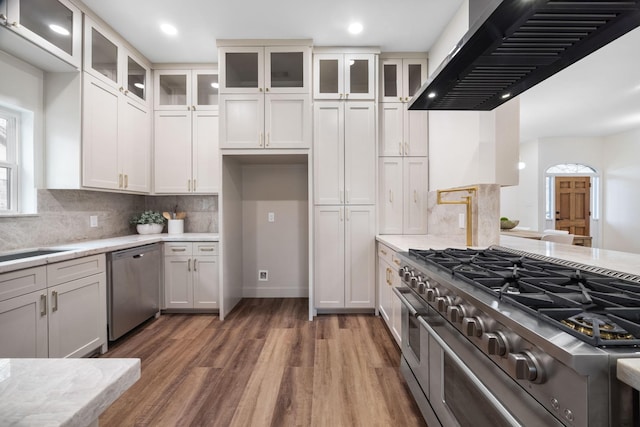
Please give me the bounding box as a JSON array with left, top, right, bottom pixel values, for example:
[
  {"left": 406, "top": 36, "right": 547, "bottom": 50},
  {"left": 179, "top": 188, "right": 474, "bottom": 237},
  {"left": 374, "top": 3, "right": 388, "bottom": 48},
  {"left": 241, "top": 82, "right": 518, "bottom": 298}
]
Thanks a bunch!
[
  {"left": 0, "top": 233, "right": 219, "bottom": 274},
  {"left": 617, "top": 359, "right": 640, "bottom": 391},
  {"left": 376, "top": 234, "right": 640, "bottom": 277},
  {"left": 0, "top": 358, "right": 140, "bottom": 427}
]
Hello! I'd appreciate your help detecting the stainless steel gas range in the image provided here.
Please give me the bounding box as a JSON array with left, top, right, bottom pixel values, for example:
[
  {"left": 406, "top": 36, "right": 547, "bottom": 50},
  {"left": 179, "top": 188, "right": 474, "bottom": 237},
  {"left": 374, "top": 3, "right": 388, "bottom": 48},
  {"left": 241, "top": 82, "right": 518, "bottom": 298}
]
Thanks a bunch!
[{"left": 394, "top": 246, "right": 640, "bottom": 427}]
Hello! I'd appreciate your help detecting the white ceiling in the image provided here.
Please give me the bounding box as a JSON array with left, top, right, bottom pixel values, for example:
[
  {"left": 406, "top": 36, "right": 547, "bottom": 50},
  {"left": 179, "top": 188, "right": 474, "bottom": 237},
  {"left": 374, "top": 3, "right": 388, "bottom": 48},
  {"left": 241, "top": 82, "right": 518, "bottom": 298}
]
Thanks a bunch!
[{"left": 80, "top": 0, "right": 640, "bottom": 142}]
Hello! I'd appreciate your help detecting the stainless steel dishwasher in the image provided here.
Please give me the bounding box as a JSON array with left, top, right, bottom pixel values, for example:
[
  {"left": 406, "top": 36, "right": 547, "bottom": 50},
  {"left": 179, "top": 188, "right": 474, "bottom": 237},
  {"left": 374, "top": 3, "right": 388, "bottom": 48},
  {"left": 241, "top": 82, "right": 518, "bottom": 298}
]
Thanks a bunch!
[{"left": 107, "top": 243, "right": 161, "bottom": 341}]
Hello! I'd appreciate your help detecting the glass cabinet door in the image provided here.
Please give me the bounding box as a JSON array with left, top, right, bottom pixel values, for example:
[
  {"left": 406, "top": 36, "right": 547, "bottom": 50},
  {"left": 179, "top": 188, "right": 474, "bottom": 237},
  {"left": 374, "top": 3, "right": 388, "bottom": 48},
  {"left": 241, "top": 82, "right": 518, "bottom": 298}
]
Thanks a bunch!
[
  {"left": 403, "top": 59, "right": 427, "bottom": 101},
  {"left": 193, "top": 70, "right": 219, "bottom": 110},
  {"left": 125, "top": 53, "right": 149, "bottom": 104},
  {"left": 381, "top": 59, "right": 403, "bottom": 102},
  {"left": 155, "top": 71, "right": 190, "bottom": 110},
  {"left": 265, "top": 47, "right": 309, "bottom": 93},
  {"left": 83, "top": 18, "right": 120, "bottom": 88},
  {"left": 220, "top": 47, "right": 263, "bottom": 93},
  {"left": 345, "top": 54, "right": 375, "bottom": 100},
  {"left": 313, "top": 53, "right": 343, "bottom": 99},
  {"left": 6, "top": 0, "right": 82, "bottom": 68}
]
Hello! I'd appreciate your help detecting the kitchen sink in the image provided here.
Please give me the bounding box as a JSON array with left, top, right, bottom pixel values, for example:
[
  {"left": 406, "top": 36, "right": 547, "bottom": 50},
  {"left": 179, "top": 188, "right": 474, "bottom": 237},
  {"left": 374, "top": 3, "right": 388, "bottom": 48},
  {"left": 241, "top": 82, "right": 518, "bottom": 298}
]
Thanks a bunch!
[{"left": 0, "top": 249, "right": 71, "bottom": 263}]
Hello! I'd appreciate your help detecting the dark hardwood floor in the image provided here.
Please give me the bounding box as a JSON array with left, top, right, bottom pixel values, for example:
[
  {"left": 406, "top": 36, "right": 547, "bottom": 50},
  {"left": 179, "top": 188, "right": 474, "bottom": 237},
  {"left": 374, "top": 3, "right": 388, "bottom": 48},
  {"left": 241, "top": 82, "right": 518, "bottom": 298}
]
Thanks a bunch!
[{"left": 100, "top": 298, "right": 427, "bottom": 426}]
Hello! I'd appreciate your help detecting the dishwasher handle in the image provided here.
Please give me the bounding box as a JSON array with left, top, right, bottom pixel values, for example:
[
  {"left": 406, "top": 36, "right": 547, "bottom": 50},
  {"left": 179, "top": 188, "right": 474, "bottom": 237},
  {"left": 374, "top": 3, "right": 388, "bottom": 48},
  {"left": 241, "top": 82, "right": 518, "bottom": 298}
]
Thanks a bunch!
[{"left": 133, "top": 254, "right": 144, "bottom": 259}]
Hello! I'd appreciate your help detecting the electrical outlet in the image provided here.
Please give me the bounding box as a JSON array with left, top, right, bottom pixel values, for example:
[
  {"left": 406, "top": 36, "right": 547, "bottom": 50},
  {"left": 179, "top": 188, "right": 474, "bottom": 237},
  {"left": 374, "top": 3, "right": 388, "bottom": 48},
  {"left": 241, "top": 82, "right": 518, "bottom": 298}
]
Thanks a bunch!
[
  {"left": 458, "top": 213, "right": 465, "bottom": 229},
  {"left": 258, "top": 270, "right": 268, "bottom": 281},
  {"left": 90, "top": 215, "right": 98, "bottom": 228},
  {"left": 268, "top": 212, "right": 275, "bottom": 222}
]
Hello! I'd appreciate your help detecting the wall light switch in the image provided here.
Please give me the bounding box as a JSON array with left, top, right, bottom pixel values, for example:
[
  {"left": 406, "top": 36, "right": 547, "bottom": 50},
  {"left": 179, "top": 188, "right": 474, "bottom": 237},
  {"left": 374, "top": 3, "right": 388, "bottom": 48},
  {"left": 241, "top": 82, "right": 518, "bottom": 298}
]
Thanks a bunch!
[
  {"left": 458, "top": 213, "right": 465, "bottom": 229},
  {"left": 90, "top": 215, "right": 98, "bottom": 228},
  {"left": 268, "top": 212, "right": 275, "bottom": 222}
]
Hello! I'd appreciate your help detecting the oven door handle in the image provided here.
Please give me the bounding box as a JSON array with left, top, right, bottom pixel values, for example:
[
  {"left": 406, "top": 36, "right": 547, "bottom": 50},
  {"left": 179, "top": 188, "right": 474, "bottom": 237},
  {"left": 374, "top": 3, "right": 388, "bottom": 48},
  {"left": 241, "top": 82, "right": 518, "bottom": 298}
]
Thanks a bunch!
[
  {"left": 417, "top": 316, "right": 523, "bottom": 427},
  {"left": 393, "top": 287, "right": 423, "bottom": 317}
]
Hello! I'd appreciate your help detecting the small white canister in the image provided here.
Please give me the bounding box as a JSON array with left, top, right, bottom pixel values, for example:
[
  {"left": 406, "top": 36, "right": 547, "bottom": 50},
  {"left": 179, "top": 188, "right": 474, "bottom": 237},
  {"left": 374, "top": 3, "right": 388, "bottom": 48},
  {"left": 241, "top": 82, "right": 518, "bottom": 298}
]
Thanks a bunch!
[{"left": 167, "top": 219, "right": 184, "bottom": 235}]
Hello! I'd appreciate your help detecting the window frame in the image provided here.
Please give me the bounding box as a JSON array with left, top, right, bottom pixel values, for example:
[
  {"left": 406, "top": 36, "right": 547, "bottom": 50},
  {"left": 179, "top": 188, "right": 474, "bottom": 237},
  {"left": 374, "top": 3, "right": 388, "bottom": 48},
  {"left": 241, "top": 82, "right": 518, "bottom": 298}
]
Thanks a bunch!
[{"left": 0, "top": 108, "right": 20, "bottom": 214}]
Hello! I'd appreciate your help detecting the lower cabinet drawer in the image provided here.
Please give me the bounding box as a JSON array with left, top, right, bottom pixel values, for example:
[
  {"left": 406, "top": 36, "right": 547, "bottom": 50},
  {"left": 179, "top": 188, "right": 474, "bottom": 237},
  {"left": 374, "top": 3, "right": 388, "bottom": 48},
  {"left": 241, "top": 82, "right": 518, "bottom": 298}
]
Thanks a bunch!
[{"left": 47, "top": 254, "right": 105, "bottom": 286}]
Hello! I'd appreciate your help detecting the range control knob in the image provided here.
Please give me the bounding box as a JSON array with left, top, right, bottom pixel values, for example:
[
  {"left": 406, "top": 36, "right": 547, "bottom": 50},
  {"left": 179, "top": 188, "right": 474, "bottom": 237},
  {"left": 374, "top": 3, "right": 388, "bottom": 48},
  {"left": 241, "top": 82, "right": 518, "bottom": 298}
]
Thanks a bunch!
[
  {"left": 508, "top": 351, "right": 544, "bottom": 383},
  {"left": 403, "top": 270, "right": 415, "bottom": 282},
  {"left": 417, "top": 281, "right": 427, "bottom": 294},
  {"left": 483, "top": 332, "right": 509, "bottom": 357},
  {"left": 398, "top": 266, "right": 409, "bottom": 278},
  {"left": 425, "top": 287, "right": 440, "bottom": 302},
  {"left": 462, "top": 317, "right": 484, "bottom": 337},
  {"left": 423, "top": 279, "right": 433, "bottom": 290},
  {"left": 435, "top": 296, "right": 454, "bottom": 312},
  {"left": 410, "top": 274, "right": 423, "bottom": 288},
  {"left": 447, "top": 305, "right": 467, "bottom": 323}
]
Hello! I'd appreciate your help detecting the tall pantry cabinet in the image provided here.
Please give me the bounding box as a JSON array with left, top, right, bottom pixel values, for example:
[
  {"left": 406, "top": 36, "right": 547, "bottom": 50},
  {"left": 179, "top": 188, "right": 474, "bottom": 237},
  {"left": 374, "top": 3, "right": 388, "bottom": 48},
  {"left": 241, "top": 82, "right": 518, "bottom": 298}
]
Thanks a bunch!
[
  {"left": 313, "top": 49, "right": 378, "bottom": 309},
  {"left": 378, "top": 55, "right": 429, "bottom": 234}
]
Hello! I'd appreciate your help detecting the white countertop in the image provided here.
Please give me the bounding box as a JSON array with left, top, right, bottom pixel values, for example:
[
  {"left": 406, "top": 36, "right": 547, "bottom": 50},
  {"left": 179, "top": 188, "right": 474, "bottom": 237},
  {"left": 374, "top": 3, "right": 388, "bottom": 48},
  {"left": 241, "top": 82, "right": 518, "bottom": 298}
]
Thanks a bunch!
[
  {"left": 0, "top": 233, "right": 219, "bottom": 274},
  {"left": 617, "top": 359, "right": 640, "bottom": 391},
  {"left": 377, "top": 234, "right": 640, "bottom": 277},
  {"left": 0, "top": 358, "right": 140, "bottom": 426}
]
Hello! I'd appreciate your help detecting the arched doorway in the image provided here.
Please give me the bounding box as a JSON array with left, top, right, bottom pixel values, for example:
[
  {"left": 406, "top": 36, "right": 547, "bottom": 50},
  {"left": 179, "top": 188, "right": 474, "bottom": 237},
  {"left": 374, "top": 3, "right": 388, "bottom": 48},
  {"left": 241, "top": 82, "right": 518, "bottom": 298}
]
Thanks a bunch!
[{"left": 545, "top": 163, "right": 600, "bottom": 243}]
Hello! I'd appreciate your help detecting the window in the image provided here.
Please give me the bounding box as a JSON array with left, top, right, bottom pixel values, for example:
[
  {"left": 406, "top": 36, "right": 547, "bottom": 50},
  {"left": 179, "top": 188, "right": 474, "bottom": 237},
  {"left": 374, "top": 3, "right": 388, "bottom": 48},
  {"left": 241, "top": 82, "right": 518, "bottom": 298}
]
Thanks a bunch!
[{"left": 0, "top": 110, "right": 19, "bottom": 213}]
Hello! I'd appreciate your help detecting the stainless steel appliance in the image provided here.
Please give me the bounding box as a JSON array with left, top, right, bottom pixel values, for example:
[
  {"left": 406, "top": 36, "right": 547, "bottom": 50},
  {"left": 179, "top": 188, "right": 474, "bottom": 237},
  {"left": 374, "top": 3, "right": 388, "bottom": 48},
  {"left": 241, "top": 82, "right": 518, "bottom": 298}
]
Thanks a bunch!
[
  {"left": 107, "top": 244, "right": 161, "bottom": 341},
  {"left": 395, "top": 246, "right": 640, "bottom": 427}
]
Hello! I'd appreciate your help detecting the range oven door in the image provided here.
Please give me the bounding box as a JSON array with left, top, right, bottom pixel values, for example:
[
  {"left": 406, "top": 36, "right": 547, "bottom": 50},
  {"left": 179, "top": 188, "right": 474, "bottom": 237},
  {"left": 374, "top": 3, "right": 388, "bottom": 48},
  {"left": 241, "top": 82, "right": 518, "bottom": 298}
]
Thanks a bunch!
[
  {"left": 419, "top": 316, "right": 564, "bottom": 427},
  {"left": 394, "top": 287, "right": 429, "bottom": 389}
]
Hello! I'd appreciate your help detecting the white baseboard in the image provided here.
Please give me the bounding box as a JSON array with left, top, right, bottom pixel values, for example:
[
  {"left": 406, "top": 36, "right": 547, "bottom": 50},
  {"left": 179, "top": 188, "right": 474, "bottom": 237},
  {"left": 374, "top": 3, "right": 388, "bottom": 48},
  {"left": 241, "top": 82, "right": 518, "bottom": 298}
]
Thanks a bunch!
[{"left": 242, "top": 287, "right": 309, "bottom": 298}]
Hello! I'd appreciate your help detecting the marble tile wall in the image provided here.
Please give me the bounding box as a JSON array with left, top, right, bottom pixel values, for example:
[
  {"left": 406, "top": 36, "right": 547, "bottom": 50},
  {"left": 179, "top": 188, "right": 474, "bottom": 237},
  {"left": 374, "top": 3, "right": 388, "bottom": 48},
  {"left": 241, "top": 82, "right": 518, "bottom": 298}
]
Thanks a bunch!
[
  {"left": 427, "top": 183, "right": 501, "bottom": 247},
  {"left": 0, "top": 190, "right": 218, "bottom": 252}
]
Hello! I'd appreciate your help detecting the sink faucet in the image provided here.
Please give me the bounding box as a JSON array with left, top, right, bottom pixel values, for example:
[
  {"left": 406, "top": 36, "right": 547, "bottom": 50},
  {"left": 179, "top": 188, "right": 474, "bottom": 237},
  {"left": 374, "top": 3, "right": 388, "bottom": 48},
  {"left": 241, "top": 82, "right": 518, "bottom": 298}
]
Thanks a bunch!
[{"left": 436, "top": 186, "right": 478, "bottom": 247}]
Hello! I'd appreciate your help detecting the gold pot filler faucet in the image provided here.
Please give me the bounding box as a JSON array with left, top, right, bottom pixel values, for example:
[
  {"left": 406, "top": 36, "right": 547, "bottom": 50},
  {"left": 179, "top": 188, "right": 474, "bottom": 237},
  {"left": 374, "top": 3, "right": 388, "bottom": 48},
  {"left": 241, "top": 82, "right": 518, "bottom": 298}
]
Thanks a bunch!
[{"left": 436, "top": 186, "right": 478, "bottom": 247}]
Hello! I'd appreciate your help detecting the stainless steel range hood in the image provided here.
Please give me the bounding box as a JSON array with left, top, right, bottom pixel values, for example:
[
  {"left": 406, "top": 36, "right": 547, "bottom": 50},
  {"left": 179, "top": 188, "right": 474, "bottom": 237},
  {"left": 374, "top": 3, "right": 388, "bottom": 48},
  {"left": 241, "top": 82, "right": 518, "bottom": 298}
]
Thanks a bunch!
[{"left": 409, "top": 0, "right": 640, "bottom": 111}]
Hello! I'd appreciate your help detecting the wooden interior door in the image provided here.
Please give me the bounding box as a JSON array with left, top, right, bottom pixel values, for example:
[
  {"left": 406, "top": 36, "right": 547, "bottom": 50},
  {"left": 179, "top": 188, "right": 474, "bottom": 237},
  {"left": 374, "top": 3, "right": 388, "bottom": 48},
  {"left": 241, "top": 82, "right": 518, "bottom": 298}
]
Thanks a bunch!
[{"left": 555, "top": 176, "right": 590, "bottom": 236}]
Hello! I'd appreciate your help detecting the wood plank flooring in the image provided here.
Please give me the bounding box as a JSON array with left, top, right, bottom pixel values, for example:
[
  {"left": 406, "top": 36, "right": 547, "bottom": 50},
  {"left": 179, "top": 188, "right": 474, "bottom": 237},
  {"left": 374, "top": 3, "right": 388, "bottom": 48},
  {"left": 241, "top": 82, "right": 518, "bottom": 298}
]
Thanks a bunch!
[{"left": 100, "top": 298, "right": 427, "bottom": 427}]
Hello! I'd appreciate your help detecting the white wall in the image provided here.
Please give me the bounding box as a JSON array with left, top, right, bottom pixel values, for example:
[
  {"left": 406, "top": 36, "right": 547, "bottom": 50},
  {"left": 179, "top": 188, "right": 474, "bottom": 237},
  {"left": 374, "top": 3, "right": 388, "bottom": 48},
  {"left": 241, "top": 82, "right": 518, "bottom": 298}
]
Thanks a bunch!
[
  {"left": 500, "top": 140, "right": 539, "bottom": 228},
  {"left": 241, "top": 163, "right": 309, "bottom": 297},
  {"left": 428, "top": 1, "right": 468, "bottom": 77},
  {"left": 602, "top": 128, "right": 640, "bottom": 253}
]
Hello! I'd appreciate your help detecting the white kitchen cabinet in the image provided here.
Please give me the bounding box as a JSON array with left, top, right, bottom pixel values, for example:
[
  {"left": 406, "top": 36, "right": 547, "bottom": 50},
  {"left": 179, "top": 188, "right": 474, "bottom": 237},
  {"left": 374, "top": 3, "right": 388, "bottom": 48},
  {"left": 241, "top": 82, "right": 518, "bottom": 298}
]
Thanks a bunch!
[
  {"left": 0, "top": 272, "right": 48, "bottom": 356},
  {"left": 154, "top": 69, "right": 218, "bottom": 111},
  {"left": 380, "top": 58, "right": 427, "bottom": 103},
  {"left": 1, "top": 0, "right": 82, "bottom": 69},
  {"left": 164, "top": 242, "right": 219, "bottom": 309},
  {"left": 82, "top": 72, "right": 151, "bottom": 193},
  {"left": 314, "top": 205, "right": 375, "bottom": 309},
  {"left": 377, "top": 243, "right": 402, "bottom": 346},
  {"left": 313, "top": 101, "right": 376, "bottom": 205},
  {"left": 84, "top": 17, "right": 150, "bottom": 107},
  {"left": 379, "top": 157, "right": 428, "bottom": 234},
  {"left": 380, "top": 103, "right": 428, "bottom": 157},
  {"left": 154, "top": 109, "right": 219, "bottom": 194},
  {"left": 313, "top": 53, "right": 376, "bottom": 100},
  {"left": 220, "top": 93, "right": 310, "bottom": 149},
  {"left": 219, "top": 45, "right": 310, "bottom": 94}
]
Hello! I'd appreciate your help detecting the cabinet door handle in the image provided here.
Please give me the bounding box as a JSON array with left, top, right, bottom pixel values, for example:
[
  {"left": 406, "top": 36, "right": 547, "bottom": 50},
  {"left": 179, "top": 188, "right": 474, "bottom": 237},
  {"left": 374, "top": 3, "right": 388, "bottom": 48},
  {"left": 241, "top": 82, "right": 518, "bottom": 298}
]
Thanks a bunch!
[
  {"left": 340, "top": 190, "right": 344, "bottom": 204},
  {"left": 40, "top": 294, "right": 47, "bottom": 316},
  {"left": 259, "top": 87, "right": 263, "bottom": 92},
  {"left": 188, "top": 259, "right": 191, "bottom": 272},
  {"left": 192, "top": 105, "right": 196, "bottom": 111},
  {"left": 187, "top": 106, "right": 192, "bottom": 111},
  {"left": 193, "top": 179, "right": 197, "bottom": 192},
  {"left": 346, "top": 190, "right": 350, "bottom": 204},
  {"left": 194, "top": 259, "right": 198, "bottom": 271},
  {"left": 119, "top": 86, "right": 124, "bottom": 93},
  {"left": 339, "top": 207, "right": 343, "bottom": 222},
  {"left": 118, "top": 173, "right": 123, "bottom": 188},
  {"left": 172, "top": 247, "right": 187, "bottom": 252},
  {"left": 398, "top": 96, "right": 403, "bottom": 102},
  {"left": 188, "top": 179, "right": 192, "bottom": 192},
  {"left": 259, "top": 132, "right": 264, "bottom": 147},
  {"left": 124, "top": 174, "right": 128, "bottom": 189},
  {"left": 339, "top": 93, "right": 344, "bottom": 99},
  {"left": 380, "top": 248, "right": 388, "bottom": 256},
  {"left": 345, "top": 93, "right": 349, "bottom": 99},
  {"left": 266, "top": 133, "right": 270, "bottom": 147},
  {"left": 265, "top": 87, "right": 270, "bottom": 92},
  {"left": 346, "top": 208, "right": 350, "bottom": 221},
  {"left": 393, "top": 258, "right": 401, "bottom": 266},
  {"left": 200, "top": 247, "right": 215, "bottom": 252},
  {"left": 399, "top": 142, "right": 403, "bottom": 155},
  {"left": 389, "top": 190, "right": 393, "bottom": 203},
  {"left": 405, "top": 142, "right": 409, "bottom": 155},
  {"left": 52, "top": 291, "right": 58, "bottom": 312},
  {"left": 414, "top": 190, "right": 418, "bottom": 203}
]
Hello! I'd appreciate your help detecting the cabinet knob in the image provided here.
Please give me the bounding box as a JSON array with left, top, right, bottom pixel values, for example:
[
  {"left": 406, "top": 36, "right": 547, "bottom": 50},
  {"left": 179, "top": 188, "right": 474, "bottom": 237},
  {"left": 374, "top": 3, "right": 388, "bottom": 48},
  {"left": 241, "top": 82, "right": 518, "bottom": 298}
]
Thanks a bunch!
[
  {"left": 119, "top": 87, "right": 124, "bottom": 93},
  {"left": 339, "top": 93, "right": 344, "bottom": 99},
  {"left": 192, "top": 105, "right": 196, "bottom": 111},
  {"left": 187, "top": 106, "right": 191, "bottom": 111},
  {"left": 259, "top": 87, "right": 263, "bottom": 92},
  {"left": 265, "top": 87, "right": 270, "bottom": 92}
]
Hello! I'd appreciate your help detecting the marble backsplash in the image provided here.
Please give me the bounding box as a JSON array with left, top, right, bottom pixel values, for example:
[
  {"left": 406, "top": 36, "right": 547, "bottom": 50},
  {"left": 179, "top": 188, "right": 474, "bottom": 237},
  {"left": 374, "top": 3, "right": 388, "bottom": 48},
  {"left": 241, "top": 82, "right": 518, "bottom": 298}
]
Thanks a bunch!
[
  {"left": 427, "top": 183, "right": 501, "bottom": 247},
  {"left": 0, "top": 190, "right": 218, "bottom": 252}
]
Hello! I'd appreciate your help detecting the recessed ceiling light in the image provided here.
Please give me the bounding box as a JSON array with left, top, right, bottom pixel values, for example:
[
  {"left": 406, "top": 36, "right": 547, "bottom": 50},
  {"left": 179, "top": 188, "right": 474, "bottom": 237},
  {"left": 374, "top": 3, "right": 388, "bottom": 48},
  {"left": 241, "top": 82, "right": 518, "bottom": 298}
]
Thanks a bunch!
[
  {"left": 160, "top": 23, "right": 178, "bottom": 36},
  {"left": 49, "top": 24, "right": 70, "bottom": 36},
  {"left": 134, "top": 83, "right": 145, "bottom": 89},
  {"left": 348, "top": 22, "right": 363, "bottom": 35},
  {"left": 211, "top": 82, "right": 219, "bottom": 89},
  {"left": 501, "top": 92, "right": 511, "bottom": 99},
  {"left": 428, "top": 92, "right": 436, "bottom": 99}
]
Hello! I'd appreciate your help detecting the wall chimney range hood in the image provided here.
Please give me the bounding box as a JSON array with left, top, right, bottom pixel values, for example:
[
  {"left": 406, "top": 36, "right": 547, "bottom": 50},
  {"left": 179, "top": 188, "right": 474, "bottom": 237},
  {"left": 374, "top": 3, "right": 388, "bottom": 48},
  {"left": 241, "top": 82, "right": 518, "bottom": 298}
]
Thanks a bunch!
[{"left": 409, "top": 0, "right": 640, "bottom": 111}]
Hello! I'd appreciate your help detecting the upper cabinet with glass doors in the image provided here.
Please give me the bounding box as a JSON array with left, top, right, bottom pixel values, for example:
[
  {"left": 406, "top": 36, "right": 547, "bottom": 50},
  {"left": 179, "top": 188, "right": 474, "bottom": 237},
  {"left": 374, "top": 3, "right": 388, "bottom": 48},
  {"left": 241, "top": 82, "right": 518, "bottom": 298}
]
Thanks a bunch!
[
  {"left": 313, "top": 52, "right": 376, "bottom": 100},
  {"left": 219, "top": 45, "right": 311, "bottom": 94},
  {"left": 83, "top": 17, "right": 150, "bottom": 107},
  {"left": 380, "top": 57, "right": 427, "bottom": 103},
  {"left": 154, "top": 69, "right": 219, "bottom": 111},
  {"left": 1, "top": 0, "right": 82, "bottom": 69}
]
